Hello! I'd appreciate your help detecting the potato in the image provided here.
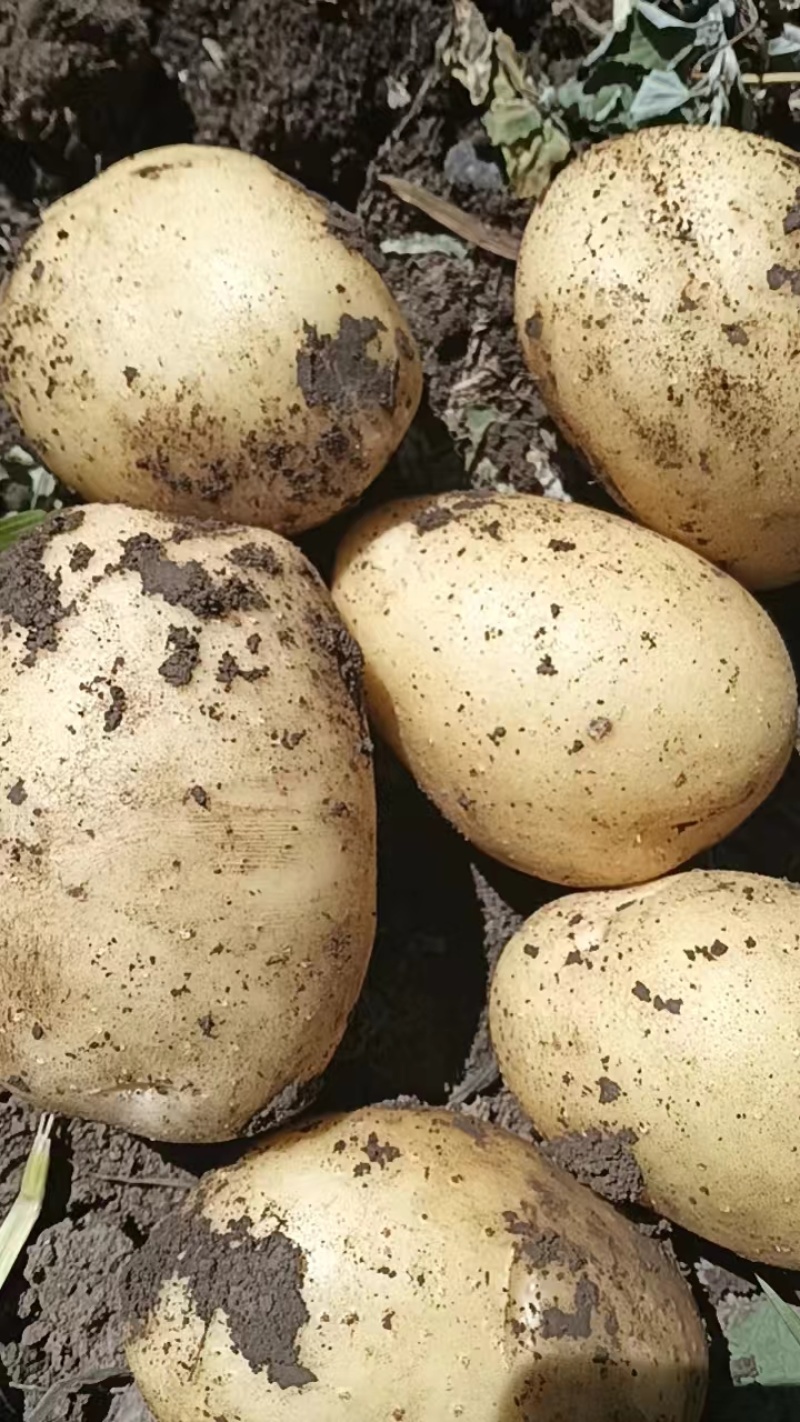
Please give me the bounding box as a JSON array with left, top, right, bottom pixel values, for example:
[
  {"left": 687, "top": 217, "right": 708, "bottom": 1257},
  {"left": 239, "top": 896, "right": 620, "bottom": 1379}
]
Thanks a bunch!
[
  {"left": 123, "top": 1105, "right": 707, "bottom": 1421},
  {"left": 331, "top": 490, "right": 795, "bottom": 888},
  {"left": 0, "top": 144, "right": 421, "bottom": 535},
  {"left": 516, "top": 124, "right": 800, "bottom": 588},
  {"left": 490, "top": 870, "right": 800, "bottom": 1265},
  {"left": 0, "top": 505, "right": 375, "bottom": 1141}
]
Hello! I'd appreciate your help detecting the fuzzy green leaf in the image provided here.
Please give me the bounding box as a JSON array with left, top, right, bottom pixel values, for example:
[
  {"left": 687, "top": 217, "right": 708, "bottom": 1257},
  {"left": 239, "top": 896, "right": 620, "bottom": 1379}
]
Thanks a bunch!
[
  {"left": 723, "top": 1294, "right": 800, "bottom": 1388},
  {"left": 757, "top": 1277, "right": 800, "bottom": 1351},
  {"left": 629, "top": 67, "right": 693, "bottom": 121}
]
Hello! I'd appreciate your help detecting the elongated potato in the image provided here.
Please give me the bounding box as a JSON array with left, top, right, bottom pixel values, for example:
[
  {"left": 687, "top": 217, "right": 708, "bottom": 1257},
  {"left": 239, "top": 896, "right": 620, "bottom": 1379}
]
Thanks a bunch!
[
  {"left": 0, "top": 505, "right": 375, "bottom": 1141},
  {"left": 332, "top": 490, "right": 796, "bottom": 887},
  {"left": 490, "top": 870, "right": 800, "bottom": 1265},
  {"left": 124, "top": 1106, "right": 707, "bottom": 1421},
  {"left": 516, "top": 124, "right": 800, "bottom": 587},
  {"left": 0, "top": 145, "right": 422, "bottom": 534}
]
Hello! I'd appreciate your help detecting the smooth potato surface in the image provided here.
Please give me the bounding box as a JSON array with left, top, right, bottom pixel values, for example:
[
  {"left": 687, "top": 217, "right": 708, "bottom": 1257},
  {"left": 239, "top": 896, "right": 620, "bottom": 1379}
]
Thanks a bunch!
[
  {"left": 124, "top": 1106, "right": 707, "bottom": 1422},
  {"left": 332, "top": 490, "right": 796, "bottom": 887},
  {"left": 516, "top": 124, "right": 800, "bottom": 587},
  {"left": 0, "top": 145, "right": 421, "bottom": 534},
  {"left": 490, "top": 870, "right": 800, "bottom": 1265},
  {"left": 0, "top": 505, "right": 376, "bottom": 1141}
]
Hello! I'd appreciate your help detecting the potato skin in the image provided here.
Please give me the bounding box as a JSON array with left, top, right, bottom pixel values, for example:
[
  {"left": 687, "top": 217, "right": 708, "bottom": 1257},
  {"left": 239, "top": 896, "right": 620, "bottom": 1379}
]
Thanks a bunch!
[
  {"left": 516, "top": 124, "right": 800, "bottom": 588},
  {"left": 0, "top": 144, "right": 421, "bottom": 535},
  {"left": 331, "top": 490, "right": 796, "bottom": 887},
  {"left": 490, "top": 870, "right": 800, "bottom": 1265},
  {"left": 0, "top": 505, "right": 376, "bottom": 1142},
  {"left": 124, "top": 1106, "right": 707, "bottom": 1422}
]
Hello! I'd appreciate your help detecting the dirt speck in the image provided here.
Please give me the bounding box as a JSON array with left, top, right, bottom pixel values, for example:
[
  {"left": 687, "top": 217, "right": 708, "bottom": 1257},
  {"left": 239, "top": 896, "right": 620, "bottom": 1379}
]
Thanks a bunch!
[
  {"left": 69, "top": 543, "right": 95, "bottom": 572},
  {"left": 0, "top": 510, "right": 85, "bottom": 663},
  {"left": 308, "top": 611, "right": 368, "bottom": 743},
  {"left": 158, "top": 625, "right": 201, "bottom": 687},
  {"left": 119, "top": 533, "right": 265, "bottom": 619},
  {"left": 123, "top": 1208, "right": 316, "bottom": 1389},
  {"left": 548, "top": 538, "right": 576, "bottom": 553},
  {"left": 783, "top": 188, "right": 800, "bottom": 234},
  {"left": 6, "top": 778, "right": 27, "bottom": 805},
  {"left": 767, "top": 263, "right": 800, "bottom": 295},
  {"left": 217, "top": 651, "right": 269, "bottom": 686},
  {"left": 721, "top": 323, "right": 748, "bottom": 346},
  {"left": 188, "top": 785, "right": 209, "bottom": 809},
  {"left": 596, "top": 1077, "right": 620, "bottom": 1104},
  {"left": 540, "top": 1128, "right": 644, "bottom": 1205},
  {"left": 296, "top": 314, "right": 395, "bottom": 413},
  {"left": 541, "top": 1278, "right": 600, "bottom": 1341},
  {"left": 411, "top": 505, "right": 454, "bottom": 534},
  {"left": 103, "top": 685, "right": 126, "bottom": 733},
  {"left": 229, "top": 543, "right": 284, "bottom": 576},
  {"left": 363, "top": 1132, "right": 401, "bottom": 1168}
]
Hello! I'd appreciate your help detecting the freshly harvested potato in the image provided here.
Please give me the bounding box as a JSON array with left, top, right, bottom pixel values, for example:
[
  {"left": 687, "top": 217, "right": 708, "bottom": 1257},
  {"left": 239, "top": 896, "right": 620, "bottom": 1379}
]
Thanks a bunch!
[
  {"left": 0, "top": 144, "right": 421, "bottom": 535},
  {"left": 123, "top": 1106, "right": 707, "bottom": 1421},
  {"left": 0, "top": 505, "right": 376, "bottom": 1142},
  {"left": 332, "top": 490, "right": 795, "bottom": 887},
  {"left": 490, "top": 870, "right": 800, "bottom": 1265},
  {"left": 516, "top": 124, "right": 800, "bottom": 588}
]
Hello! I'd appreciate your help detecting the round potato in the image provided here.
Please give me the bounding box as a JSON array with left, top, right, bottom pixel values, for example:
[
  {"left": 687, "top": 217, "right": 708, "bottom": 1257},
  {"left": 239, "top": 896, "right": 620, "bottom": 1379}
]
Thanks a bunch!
[
  {"left": 0, "top": 144, "right": 421, "bottom": 535},
  {"left": 331, "top": 490, "right": 796, "bottom": 887},
  {"left": 0, "top": 505, "right": 376, "bottom": 1141},
  {"left": 123, "top": 1106, "right": 707, "bottom": 1421},
  {"left": 516, "top": 124, "right": 800, "bottom": 588},
  {"left": 490, "top": 870, "right": 800, "bottom": 1265}
]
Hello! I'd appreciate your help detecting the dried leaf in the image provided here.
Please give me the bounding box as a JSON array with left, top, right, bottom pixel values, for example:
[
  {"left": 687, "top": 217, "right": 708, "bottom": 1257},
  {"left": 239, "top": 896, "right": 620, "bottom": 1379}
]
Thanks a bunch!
[
  {"left": 379, "top": 174, "right": 520, "bottom": 260},
  {"left": 441, "top": 0, "right": 494, "bottom": 105}
]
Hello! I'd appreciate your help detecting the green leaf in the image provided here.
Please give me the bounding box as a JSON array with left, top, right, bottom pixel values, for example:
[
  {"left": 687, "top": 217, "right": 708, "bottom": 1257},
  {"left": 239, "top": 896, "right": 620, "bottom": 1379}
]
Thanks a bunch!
[
  {"left": 757, "top": 1277, "right": 800, "bottom": 1351},
  {"left": 0, "top": 510, "right": 47, "bottom": 552},
  {"left": 723, "top": 1294, "right": 800, "bottom": 1388},
  {"left": 629, "top": 67, "right": 693, "bottom": 121},
  {"left": 380, "top": 233, "right": 470, "bottom": 259}
]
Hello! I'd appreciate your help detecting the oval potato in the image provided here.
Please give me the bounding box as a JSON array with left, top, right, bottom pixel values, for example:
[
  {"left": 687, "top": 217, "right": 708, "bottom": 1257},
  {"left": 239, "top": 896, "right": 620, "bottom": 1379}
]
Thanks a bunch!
[
  {"left": 516, "top": 124, "right": 800, "bottom": 588},
  {"left": 0, "top": 505, "right": 375, "bottom": 1141},
  {"left": 0, "top": 144, "right": 422, "bottom": 534},
  {"left": 332, "top": 490, "right": 796, "bottom": 887},
  {"left": 490, "top": 870, "right": 800, "bottom": 1264},
  {"left": 124, "top": 1106, "right": 707, "bottom": 1422}
]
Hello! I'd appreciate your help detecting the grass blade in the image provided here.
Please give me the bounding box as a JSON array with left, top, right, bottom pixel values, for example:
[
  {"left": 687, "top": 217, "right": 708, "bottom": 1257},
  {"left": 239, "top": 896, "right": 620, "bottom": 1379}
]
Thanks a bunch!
[
  {"left": 0, "top": 510, "right": 47, "bottom": 552},
  {"left": 0, "top": 1113, "right": 54, "bottom": 1293}
]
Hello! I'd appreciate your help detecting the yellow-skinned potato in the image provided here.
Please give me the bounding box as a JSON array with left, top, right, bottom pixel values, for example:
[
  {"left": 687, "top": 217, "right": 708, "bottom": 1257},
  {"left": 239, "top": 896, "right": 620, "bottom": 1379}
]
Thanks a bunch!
[
  {"left": 331, "top": 490, "right": 796, "bottom": 888},
  {"left": 123, "top": 1106, "right": 707, "bottom": 1421},
  {"left": 516, "top": 125, "right": 800, "bottom": 588},
  {"left": 0, "top": 145, "right": 422, "bottom": 535},
  {"left": 490, "top": 870, "right": 800, "bottom": 1265},
  {"left": 0, "top": 505, "right": 375, "bottom": 1141}
]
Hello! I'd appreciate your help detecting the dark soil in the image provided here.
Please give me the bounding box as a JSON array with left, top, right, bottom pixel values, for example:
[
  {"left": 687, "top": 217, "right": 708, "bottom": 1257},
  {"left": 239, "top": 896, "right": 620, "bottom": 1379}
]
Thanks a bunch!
[{"left": 0, "top": 1, "right": 799, "bottom": 1419}]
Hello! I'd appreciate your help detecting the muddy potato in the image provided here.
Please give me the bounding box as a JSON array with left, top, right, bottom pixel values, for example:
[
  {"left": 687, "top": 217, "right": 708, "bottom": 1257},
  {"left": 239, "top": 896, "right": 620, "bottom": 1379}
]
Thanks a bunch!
[
  {"left": 332, "top": 490, "right": 795, "bottom": 887},
  {"left": 123, "top": 1106, "right": 707, "bottom": 1422},
  {"left": 490, "top": 870, "right": 800, "bottom": 1265},
  {"left": 0, "top": 144, "right": 421, "bottom": 535},
  {"left": 516, "top": 124, "right": 800, "bottom": 588},
  {"left": 0, "top": 505, "right": 376, "bottom": 1142}
]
